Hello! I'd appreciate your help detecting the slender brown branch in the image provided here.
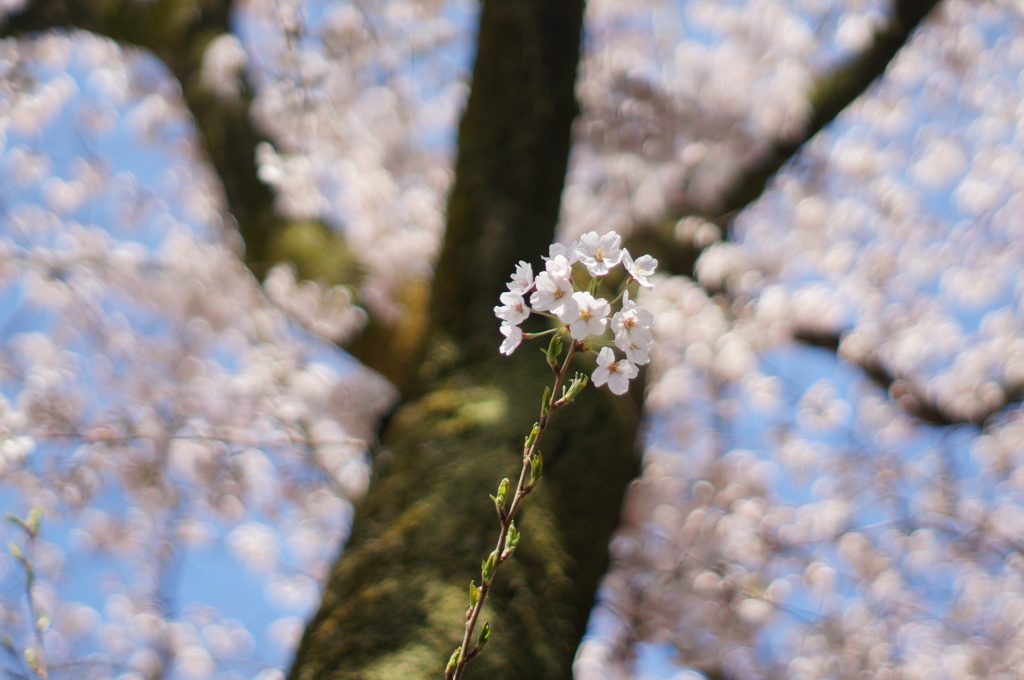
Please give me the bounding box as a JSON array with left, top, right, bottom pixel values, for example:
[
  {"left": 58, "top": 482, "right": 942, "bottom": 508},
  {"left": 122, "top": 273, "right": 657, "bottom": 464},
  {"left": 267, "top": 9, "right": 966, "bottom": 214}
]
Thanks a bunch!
[
  {"left": 448, "top": 341, "right": 580, "bottom": 680},
  {"left": 7, "top": 511, "right": 47, "bottom": 679}
]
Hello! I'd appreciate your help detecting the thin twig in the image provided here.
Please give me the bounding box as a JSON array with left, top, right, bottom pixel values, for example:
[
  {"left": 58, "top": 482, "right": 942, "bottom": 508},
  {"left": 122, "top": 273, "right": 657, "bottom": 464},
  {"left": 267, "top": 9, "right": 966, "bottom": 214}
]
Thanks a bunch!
[{"left": 447, "top": 341, "right": 580, "bottom": 680}]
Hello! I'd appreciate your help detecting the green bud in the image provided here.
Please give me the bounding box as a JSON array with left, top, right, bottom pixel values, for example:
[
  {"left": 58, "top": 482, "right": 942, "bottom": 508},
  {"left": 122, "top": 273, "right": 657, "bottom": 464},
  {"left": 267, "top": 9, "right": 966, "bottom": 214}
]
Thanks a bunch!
[
  {"left": 528, "top": 451, "right": 543, "bottom": 487},
  {"left": 568, "top": 372, "right": 588, "bottom": 399},
  {"left": 524, "top": 423, "right": 540, "bottom": 453},
  {"left": 540, "top": 385, "right": 551, "bottom": 419},
  {"left": 26, "top": 508, "right": 41, "bottom": 536},
  {"left": 476, "top": 621, "right": 492, "bottom": 652},
  {"left": 545, "top": 334, "right": 563, "bottom": 371},
  {"left": 25, "top": 647, "right": 40, "bottom": 674},
  {"left": 481, "top": 551, "right": 497, "bottom": 585},
  {"left": 445, "top": 646, "right": 462, "bottom": 677},
  {"left": 490, "top": 477, "right": 510, "bottom": 516},
  {"left": 560, "top": 372, "right": 588, "bottom": 405},
  {"left": 469, "top": 580, "right": 479, "bottom": 608},
  {"left": 8, "top": 540, "right": 21, "bottom": 561},
  {"left": 503, "top": 522, "right": 520, "bottom": 559}
]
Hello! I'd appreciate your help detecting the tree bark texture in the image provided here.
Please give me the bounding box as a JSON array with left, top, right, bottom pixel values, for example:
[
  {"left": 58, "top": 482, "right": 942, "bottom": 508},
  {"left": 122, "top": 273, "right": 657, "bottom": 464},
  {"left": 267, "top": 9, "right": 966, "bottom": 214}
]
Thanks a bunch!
[
  {"left": 288, "top": 355, "right": 640, "bottom": 680},
  {"left": 287, "top": 0, "right": 645, "bottom": 678}
]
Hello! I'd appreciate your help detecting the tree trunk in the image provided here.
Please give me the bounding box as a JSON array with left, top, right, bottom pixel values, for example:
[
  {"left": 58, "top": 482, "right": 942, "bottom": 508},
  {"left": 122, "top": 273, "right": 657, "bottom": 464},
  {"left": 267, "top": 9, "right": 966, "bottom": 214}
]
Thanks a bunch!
[{"left": 286, "top": 0, "right": 643, "bottom": 678}]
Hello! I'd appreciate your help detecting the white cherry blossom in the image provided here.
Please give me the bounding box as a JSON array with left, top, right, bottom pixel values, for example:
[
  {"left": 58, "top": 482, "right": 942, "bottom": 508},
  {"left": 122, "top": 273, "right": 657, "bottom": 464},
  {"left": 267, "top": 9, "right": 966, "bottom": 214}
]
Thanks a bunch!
[
  {"left": 499, "top": 321, "right": 523, "bottom": 356},
  {"left": 612, "top": 291, "right": 655, "bottom": 365},
  {"left": 506, "top": 261, "right": 535, "bottom": 295},
  {"left": 494, "top": 291, "right": 529, "bottom": 326},
  {"left": 623, "top": 251, "right": 658, "bottom": 289},
  {"left": 565, "top": 291, "right": 611, "bottom": 339},
  {"left": 530, "top": 264, "right": 578, "bottom": 319},
  {"left": 545, "top": 241, "right": 580, "bottom": 264},
  {"left": 574, "top": 230, "right": 623, "bottom": 277},
  {"left": 591, "top": 347, "right": 638, "bottom": 395}
]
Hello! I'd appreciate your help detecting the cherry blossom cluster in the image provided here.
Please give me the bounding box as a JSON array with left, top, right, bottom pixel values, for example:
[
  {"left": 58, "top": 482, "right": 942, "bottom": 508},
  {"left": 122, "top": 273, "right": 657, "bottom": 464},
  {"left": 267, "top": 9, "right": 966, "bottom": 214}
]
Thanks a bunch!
[
  {"left": 0, "top": 31, "right": 399, "bottom": 680},
  {"left": 494, "top": 230, "right": 656, "bottom": 395}
]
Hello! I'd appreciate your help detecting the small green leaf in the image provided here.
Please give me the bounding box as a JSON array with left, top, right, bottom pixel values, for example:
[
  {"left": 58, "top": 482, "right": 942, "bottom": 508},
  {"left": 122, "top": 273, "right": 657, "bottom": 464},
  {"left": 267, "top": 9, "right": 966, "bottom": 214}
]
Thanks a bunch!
[
  {"left": 490, "top": 478, "right": 510, "bottom": 516},
  {"left": 445, "top": 646, "right": 462, "bottom": 677},
  {"left": 24, "top": 647, "right": 40, "bottom": 674},
  {"left": 568, "top": 372, "right": 588, "bottom": 400},
  {"left": 6, "top": 513, "right": 28, "bottom": 532},
  {"left": 476, "top": 620, "right": 492, "bottom": 652},
  {"left": 26, "top": 508, "right": 41, "bottom": 536},
  {"left": 528, "top": 451, "right": 543, "bottom": 487},
  {"left": 559, "top": 372, "right": 588, "bottom": 405},
  {"left": 507, "top": 523, "right": 520, "bottom": 548},
  {"left": 545, "top": 334, "right": 563, "bottom": 371},
  {"left": 8, "top": 540, "right": 21, "bottom": 561},
  {"left": 469, "top": 580, "right": 479, "bottom": 608},
  {"left": 503, "top": 522, "right": 520, "bottom": 559},
  {"left": 481, "top": 551, "right": 497, "bottom": 585},
  {"left": 524, "top": 423, "right": 540, "bottom": 452},
  {"left": 540, "top": 385, "right": 551, "bottom": 419}
]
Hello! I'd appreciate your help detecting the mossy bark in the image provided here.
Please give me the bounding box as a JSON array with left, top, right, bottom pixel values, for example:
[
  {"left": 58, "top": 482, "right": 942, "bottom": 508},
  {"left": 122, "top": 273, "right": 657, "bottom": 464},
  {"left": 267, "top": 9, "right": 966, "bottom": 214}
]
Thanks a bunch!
[
  {"left": 288, "top": 0, "right": 644, "bottom": 678},
  {"left": 289, "top": 355, "right": 640, "bottom": 679},
  {"left": 427, "top": 0, "right": 585, "bottom": 367}
]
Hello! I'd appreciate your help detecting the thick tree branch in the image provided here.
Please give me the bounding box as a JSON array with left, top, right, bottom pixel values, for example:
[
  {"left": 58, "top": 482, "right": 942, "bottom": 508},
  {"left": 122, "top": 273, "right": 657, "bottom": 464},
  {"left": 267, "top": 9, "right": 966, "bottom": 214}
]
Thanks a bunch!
[
  {"left": 794, "top": 327, "right": 1024, "bottom": 428},
  {"left": 713, "top": 0, "right": 943, "bottom": 222},
  {"left": 4, "top": 0, "right": 554, "bottom": 388},
  {"left": 640, "top": 0, "right": 944, "bottom": 280},
  {"left": 2, "top": 0, "right": 285, "bottom": 275}
]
